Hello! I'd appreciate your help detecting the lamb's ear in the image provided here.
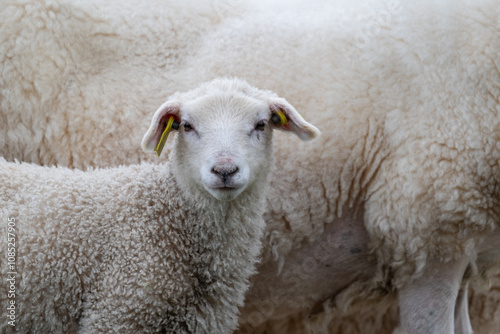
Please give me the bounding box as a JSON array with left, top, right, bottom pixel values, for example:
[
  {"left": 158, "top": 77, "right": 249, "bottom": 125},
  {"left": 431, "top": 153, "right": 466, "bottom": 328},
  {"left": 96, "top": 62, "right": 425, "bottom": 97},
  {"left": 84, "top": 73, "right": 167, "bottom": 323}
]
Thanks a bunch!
[
  {"left": 269, "top": 98, "right": 320, "bottom": 141},
  {"left": 142, "top": 101, "right": 181, "bottom": 155}
]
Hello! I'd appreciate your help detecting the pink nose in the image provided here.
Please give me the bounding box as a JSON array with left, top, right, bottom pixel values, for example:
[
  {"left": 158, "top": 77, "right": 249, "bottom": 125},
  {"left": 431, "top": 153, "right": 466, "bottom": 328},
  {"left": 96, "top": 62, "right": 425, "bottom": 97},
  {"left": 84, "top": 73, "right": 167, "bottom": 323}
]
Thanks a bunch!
[{"left": 216, "top": 156, "right": 233, "bottom": 165}]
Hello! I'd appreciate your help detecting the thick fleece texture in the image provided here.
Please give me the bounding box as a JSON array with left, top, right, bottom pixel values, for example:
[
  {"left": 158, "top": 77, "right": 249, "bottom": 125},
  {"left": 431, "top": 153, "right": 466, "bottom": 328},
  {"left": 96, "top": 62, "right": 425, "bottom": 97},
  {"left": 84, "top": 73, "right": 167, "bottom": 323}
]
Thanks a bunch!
[
  {"left": 2, "top": 0, "right": 500, "bottom": 333},
  {"left": 0, "top": 0, "right": 253, "bottom": 167},
  {"left": 0, "top": 161, "right": 268, "bottom": 333}
]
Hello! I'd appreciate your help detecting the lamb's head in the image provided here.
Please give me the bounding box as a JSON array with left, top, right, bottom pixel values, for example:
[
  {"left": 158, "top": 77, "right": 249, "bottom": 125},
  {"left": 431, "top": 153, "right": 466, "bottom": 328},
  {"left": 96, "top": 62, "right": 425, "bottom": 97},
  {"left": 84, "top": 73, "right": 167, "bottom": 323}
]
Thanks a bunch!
[{"left": 142, "top": 78, "right": 320, "bottom": 201}]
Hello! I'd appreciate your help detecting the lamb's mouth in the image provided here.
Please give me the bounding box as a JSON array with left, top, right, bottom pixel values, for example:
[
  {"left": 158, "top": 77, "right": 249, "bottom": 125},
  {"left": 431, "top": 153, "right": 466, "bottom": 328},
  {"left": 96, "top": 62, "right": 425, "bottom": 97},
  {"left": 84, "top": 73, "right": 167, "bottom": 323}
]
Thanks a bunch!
[
  {"left": 210, "top": 181, "right": 244, "bottom": 191},
  {"left": 214, "top": 186, "right": 238, "bottom": 191},
  {"left": 206, "top": 184, "right": 246, "bottom": 201}
]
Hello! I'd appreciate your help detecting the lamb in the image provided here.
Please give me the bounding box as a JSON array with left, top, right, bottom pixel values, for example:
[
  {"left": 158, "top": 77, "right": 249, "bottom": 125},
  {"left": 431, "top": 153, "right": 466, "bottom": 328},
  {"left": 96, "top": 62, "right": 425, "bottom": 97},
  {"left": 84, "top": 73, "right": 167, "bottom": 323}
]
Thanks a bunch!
[
  {"left": 2, "top": 0, "right": 500, "bottom": 333},
  {"left": 0, "top": 77, "right": 320, "bottom": 333}
]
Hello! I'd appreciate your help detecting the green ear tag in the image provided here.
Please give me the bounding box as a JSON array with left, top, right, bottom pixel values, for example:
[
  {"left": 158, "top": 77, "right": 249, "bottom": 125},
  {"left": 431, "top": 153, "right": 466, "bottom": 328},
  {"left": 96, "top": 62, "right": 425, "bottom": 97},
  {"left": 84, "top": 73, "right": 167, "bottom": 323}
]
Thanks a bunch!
[
  {"left": 275, "top": 111, "right": 287, "bottom": 125},
  {"left": 155, "top": 116, "right": 176, "bottom": 157}
]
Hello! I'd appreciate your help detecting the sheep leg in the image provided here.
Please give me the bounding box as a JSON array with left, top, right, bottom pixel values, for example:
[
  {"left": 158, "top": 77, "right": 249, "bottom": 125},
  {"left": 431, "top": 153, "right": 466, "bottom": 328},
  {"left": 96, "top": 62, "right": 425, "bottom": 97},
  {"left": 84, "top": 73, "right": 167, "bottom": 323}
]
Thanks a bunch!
[
  {"left": 454, "top": 282, "right": 473, "bottom": 334},
  {"left": 396, "top": 256, "right": 469, "bottom": 334}
]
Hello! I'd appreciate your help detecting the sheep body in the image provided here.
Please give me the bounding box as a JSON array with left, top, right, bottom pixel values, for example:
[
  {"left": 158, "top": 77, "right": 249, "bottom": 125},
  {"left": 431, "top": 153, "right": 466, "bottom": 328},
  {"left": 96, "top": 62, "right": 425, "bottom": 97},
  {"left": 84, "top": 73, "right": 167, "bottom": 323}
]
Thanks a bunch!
[
  {"left": 2, "top": 161, "right": 259, "bottom": 333},
  {"left": 1, "top": 161, "right": 270, "bottom": 333},
  {"left": 218, "top": 1, "right": 500, "bottom": 331}
]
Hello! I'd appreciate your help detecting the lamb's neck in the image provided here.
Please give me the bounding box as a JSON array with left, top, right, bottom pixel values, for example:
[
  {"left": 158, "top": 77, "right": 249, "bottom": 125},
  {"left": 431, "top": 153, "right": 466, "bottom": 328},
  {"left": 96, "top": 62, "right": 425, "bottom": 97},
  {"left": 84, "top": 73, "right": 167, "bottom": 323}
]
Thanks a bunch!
[
  {"left": 149, "top": 163, "right": 266, "bottom": 246},
  {"left": 164, "top": 167, "right": 267, "bottom": 242},
  {"left": 166, "top": 170, "right": 267, "bottom": 309},
  {"left": 180, "top": 183, "right": 267, "bottom": 260}
]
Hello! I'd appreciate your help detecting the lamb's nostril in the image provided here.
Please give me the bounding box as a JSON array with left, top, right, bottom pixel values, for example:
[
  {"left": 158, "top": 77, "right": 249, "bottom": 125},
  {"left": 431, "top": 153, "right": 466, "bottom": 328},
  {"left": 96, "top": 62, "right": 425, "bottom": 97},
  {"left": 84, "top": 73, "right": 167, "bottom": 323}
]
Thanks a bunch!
[
  {"left": 212, "top": 166, "right": 239, "bottom": 179},
  {"left": 227, "top": 167, "right": 239, "bottom": 176}
]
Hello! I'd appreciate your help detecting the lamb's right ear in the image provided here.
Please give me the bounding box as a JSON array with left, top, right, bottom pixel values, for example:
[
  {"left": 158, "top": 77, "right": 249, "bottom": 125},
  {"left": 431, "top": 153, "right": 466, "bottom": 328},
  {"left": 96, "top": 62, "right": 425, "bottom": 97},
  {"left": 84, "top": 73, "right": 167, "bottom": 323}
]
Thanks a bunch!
[
  {"left": 269, "top": 98, "right": 321, "bottom": 141},
  {"left": 142, "top": 101, "right": 181, "bottom": 156}
]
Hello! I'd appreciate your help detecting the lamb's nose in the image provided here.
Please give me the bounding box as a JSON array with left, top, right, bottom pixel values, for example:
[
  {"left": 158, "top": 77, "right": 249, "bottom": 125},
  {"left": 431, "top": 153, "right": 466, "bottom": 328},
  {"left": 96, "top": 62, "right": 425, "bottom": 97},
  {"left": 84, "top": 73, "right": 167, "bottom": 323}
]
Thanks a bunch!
[{"left": 212, "top": 165, "right": 239, "bottom": 183}]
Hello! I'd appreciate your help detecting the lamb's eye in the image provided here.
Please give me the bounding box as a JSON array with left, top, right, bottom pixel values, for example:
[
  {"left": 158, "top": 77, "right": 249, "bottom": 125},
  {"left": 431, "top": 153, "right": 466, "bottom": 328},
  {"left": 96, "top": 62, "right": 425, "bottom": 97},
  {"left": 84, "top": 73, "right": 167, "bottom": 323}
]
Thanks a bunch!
[
  {"left": 184, "top": 122, "right": 193, "bottom": 132},
  {"left": 255, "top": 120, "right": 266, "bottom": 131}
]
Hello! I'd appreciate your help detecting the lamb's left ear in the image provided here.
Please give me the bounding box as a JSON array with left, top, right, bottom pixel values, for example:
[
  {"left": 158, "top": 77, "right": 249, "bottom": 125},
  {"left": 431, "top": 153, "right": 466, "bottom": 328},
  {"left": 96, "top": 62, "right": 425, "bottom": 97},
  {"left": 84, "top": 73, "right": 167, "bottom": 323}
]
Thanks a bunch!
[
  {"left": 142, "top": 101, "right": 181, "bottom": 155},
  {"left": 269, "top": 98, "right": 320, "bottom": 141}
]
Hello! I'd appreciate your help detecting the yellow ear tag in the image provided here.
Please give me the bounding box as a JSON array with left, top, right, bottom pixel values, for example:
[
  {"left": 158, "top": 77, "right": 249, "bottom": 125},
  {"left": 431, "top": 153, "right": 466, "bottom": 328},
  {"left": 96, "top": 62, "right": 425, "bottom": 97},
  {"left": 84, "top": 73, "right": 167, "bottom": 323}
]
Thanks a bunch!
[
  {"left": 276, "top": 111, "right": 287, "bottom": 125},
  {"left": 155, "top": 116, "right": 176, "bottom": 157}
]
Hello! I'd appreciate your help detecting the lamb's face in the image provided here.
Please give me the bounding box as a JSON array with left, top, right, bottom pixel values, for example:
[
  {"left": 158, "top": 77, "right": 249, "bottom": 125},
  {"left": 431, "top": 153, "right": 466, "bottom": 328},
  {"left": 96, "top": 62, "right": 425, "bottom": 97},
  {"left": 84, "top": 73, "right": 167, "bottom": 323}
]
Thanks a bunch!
[
  {"left": 175, "top": 94, "right": 274, "bottom": 201},
  {"left": 142, "top": 78, "right": 320, "bottom": 202}
]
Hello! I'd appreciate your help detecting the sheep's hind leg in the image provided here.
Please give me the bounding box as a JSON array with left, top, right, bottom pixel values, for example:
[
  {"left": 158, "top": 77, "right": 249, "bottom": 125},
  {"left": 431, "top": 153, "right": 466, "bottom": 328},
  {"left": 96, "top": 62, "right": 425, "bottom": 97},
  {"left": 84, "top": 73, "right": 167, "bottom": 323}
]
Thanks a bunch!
[
  {"left": 395, "top": 256, "right": 469, "bottom": 334},
  {"left": 454, "top": 282, "right": 473, "bottom": 334}
]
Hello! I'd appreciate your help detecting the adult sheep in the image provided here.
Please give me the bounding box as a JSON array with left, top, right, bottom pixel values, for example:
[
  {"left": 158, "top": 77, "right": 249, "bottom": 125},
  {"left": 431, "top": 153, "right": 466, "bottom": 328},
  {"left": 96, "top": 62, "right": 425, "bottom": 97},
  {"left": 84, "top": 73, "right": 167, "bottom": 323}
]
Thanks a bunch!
[
  {"left": 0, "top": 78, "right": 320, "bottom": 333},
  {"left": 2, "top": 0, "right": 500, "bottom": 333},
  {"left": 223, "top": 1, "right": 500, "bottom": 333}
]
